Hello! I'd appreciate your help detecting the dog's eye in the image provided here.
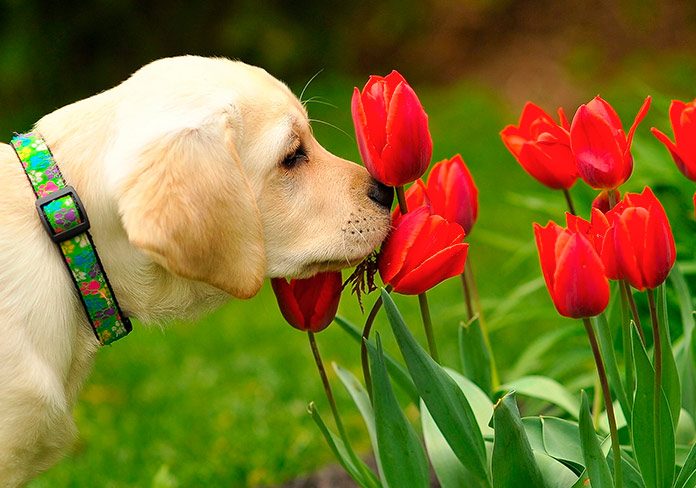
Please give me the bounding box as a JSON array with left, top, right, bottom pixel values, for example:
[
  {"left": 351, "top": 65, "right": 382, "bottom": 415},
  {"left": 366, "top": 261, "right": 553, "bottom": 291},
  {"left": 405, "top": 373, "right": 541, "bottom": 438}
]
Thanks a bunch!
[{"left": 281, "top": 147, "right": 308, "bottom": 169}]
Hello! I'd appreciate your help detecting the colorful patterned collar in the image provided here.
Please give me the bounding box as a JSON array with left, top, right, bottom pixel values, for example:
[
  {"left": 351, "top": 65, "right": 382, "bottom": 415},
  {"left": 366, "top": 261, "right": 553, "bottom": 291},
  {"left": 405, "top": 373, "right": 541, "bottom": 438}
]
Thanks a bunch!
[{"left": 11, "top": 132, "right": 132, "bottom": 345}]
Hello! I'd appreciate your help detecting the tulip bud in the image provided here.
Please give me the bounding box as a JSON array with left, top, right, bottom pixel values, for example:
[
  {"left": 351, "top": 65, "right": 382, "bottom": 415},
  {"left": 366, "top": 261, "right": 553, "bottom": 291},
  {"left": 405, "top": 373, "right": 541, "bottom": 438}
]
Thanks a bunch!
[
  {"left": 500, "top": 102, "right": 578, "bottom": 190},
  {"left": 351, "top": 71, "right": 433, "bottom": 187},
  {"left": 534, "top": 221, "right": 609, "bottom": 318},
  {"left": 602, "top": 187, "right": 676, "bottom": 290},
  {"left": 271, "top": 272, "right": 343, "bottom": 332},
  {"left": 570, "top": 96, "right": 651, "bottom": 190},
  {"left": 651, "top": 99, "right": 696, "bottom": 181},
  {"left": 426, "top": 154, "right": 479, "bottom": 234},
  {"left": 379, "top": 207, "right": 468, "bottom": 295}
]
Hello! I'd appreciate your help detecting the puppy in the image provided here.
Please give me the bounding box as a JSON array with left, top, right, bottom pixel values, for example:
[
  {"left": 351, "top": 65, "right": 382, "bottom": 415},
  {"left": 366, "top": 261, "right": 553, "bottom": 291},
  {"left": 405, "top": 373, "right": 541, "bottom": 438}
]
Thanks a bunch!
[{"left": 0, "top": 55, "right": 392, "bottom": 486}]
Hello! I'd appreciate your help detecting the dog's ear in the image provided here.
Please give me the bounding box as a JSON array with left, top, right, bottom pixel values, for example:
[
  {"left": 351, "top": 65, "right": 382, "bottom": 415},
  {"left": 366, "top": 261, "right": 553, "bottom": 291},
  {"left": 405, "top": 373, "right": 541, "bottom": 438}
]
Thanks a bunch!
[{"left": 118, "top": 117, "right": 266, "bottom": 298}]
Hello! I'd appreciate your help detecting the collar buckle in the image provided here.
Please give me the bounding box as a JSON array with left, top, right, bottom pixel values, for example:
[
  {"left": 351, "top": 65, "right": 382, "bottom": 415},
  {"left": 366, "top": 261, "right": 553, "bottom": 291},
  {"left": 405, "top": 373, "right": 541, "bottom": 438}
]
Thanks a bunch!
[{"left": 35, "top": 185, "right": 91, "bottom": 243}]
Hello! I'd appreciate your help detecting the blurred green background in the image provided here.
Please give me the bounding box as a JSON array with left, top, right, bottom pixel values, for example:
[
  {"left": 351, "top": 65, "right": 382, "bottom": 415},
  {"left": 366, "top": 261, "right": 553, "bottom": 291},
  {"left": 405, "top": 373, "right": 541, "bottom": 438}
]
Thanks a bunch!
[{"left": 2, "top": 0, "right": 694, "bottom": 486}]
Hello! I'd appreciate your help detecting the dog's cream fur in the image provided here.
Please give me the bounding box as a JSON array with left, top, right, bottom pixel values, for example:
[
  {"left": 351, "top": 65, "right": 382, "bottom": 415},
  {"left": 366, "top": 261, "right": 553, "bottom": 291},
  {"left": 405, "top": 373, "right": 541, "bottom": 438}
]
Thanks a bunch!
[{"left": 0, "top": 56, "right": 390, "bottom": 486}]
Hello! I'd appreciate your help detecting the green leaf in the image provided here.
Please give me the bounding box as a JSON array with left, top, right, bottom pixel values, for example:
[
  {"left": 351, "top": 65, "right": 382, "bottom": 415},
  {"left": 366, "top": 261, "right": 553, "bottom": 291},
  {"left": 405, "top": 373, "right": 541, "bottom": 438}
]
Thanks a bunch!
[
  {"left": 593, "top": 314, "right": 631, "bottom": 425},
  {"left": 422, "top": 399, "right": 488, "bottom": 488},
  {"left": 541, "top": 417, "right": 586, "bottom": 470},
  {"left": 657, "top": 284, "right": 682, "bottom": 430},
  {"left": 366, "top": 335, "right": 429, "bottom": 488},
  {"left": 631, "top": 329, "right": 676, "bottom": 488},
  {"left": 459, "top": 316, "right": 493, "bottom": 396},
  {"left": 578, "top": 391, "right": 613, "bottom": 488},
  {"left": 507, "top": 326, "right": 579, "bottom": 379},
  {"left": 334, "top": 315, "right": 419, "bottom": 405},
  {"left": 670, "top": 266, "right": 696, "bottom": 420},
  {"left": 443, "top": 367, "right": 495, "bottom": 437},
  {"left": 333, "top": 363, "right": 384, "bottom": 480},
  {"left": 534, "top": 451, "right": 581, "bottom": 488},
  {"left": 381, "top": 289, "right": 490, "bottom": 485},
  {"left": 499, "top": 376, "right": 579, "bottom": 419},
  {"left": 308, "top": 402, "right": 381, "bottom": 488},
  {"left": 492, "top": 393, "right": 546, "bottom": 488},
  {"left": 675, "top": 442, "right": 696, "bottom": 488}
]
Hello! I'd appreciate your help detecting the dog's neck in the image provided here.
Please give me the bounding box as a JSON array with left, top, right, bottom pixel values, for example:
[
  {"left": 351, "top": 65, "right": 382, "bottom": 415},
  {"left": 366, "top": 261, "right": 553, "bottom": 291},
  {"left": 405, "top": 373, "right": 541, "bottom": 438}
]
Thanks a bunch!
[{"left": 34, "top": 89, "right": 230, "bottom": 327}]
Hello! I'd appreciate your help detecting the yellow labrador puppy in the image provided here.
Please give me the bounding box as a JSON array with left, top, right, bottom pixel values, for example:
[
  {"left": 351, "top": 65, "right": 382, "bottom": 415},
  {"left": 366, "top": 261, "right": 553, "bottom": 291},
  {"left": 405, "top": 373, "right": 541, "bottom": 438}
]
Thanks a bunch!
[{"left": 0, "top": 55, "right": 392, "bottom": 486}]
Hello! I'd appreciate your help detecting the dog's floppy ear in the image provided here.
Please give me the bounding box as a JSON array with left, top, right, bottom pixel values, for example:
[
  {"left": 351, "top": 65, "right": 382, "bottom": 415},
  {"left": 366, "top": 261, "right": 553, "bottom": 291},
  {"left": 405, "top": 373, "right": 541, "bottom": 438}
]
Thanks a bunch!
[{"left": 118, "top": 117, "right": 266, "bottom": 298}]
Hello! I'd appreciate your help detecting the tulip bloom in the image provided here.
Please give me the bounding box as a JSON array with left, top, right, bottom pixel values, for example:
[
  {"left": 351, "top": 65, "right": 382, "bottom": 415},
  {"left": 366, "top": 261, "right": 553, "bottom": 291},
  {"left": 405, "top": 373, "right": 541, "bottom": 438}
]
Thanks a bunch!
[
  {"left": 565, "top": 208, "right": 610, "bottom": 255},
  {"left": 601, "top": 187, "right": 676, "bottom": 290},
  {"left": 351, "top": 70, "right": 433, "bottom": 187},
  {"left": 500, "top": 102, "right": 578, "bottom": 190},
  {"left": 534, "top": 222, "right": 610, "bottom": 318},
  {"left": 271, "top": 272, "right": 342, "bottom": 332},
  {"left": 570, "top": 96, "right": 651, "bottom": 189},
  {"left": 379, "top": 207, "right": 468, "bottom": 295},
  {"left": 426, "top": 154, "right": 478, "bottom": 234},
  {"left": 651, "top": 99, "right": 696, "bottom": 181}
]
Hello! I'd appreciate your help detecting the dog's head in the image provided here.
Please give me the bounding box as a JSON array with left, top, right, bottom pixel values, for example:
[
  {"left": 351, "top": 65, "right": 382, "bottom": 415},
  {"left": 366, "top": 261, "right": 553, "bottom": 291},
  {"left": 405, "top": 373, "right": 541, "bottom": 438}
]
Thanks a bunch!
[{"left": 110, "top": 56, "right": 392, "bottom": 299}]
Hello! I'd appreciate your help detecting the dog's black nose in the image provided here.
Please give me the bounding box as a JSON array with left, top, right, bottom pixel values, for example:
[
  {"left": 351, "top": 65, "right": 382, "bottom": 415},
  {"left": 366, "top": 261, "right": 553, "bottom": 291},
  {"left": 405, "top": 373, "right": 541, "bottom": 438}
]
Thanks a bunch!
[{"left": 367, "top": 180, "right": 394, "bottom": 209}]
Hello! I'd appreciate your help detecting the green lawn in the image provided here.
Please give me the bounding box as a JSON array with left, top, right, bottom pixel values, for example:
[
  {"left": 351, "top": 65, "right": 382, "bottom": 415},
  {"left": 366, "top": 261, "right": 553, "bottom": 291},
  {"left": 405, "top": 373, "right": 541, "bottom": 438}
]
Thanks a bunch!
[{"left": 30, "top": 74, "right": 696, "bottom": 486}]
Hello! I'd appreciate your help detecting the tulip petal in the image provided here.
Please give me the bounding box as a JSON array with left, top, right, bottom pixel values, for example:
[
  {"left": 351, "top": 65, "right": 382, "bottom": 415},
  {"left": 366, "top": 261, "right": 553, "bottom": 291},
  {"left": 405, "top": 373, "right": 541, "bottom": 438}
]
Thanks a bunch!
[
  {"left": 519, "top": 102, "right": 556, "bottom": 132},
  {"left": 500, "top": 125, "right": 526, "bottom": 158},
  {"left": 557, "top": 107, "right": 570, "bottom": 130},
  {"left": 625, "top": 96, "right": 651, "bottom": 148},
  {"left": 307, "top": 272, "right": 343, "bottom": 331},
  {"left": 570, "top": 104, "right": 626, "bottom": 189},
  {"left": 552, "top": 233, "right": 609, "bottom": 318},
  {"left": 586, "top": 96, "right": 624, "bottom": 133},
  {"left": 651, "top": 127, "right": 694, "bottom": 180},
  {"left": 352, "top": 88, "right": 386, "bottom": 182},
  {"left": 392, "top": 243, "right": 469, "bottom": 295},
  {"left": 271, "top": 278, "right": 306, "bottom": 331},
  {"left": 378, "top": 207, "right": 430, "bottom": 284},
  {"left": 427, "top": 155, "right": 479, "bottom": 233},
  {"left": 381, "top": 82, "right": 433, "bottom": 186},
  {"left": 642, "top": 198, "right": 676, "bottom": 289},
  {"left": 614, "top": 207, "right": 649, "bottom": 290},
  {"left": 533, "top": 221, "right": 564, "bottom": 297}
]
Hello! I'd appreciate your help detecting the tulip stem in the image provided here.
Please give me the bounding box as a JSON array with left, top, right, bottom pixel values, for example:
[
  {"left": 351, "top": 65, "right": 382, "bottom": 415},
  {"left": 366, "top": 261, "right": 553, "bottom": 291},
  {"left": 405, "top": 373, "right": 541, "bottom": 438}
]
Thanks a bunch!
[
  {"left": 308, "top": 332, "right": 348, "bottom": 443},
  {"left": 582, "top": 318, "right": 623, "bottom": 488},
  {"left": 418, "top": 292, "right": 440, "bottom": 362},
  {"left": 360, "top": 286, "right": 392, "bottom": 399},
  {"left": 462, "top": 260, "right": 499, "bottom": 389},
  {"left": 622, "top": 281, "right": 646, "bottom": 345},
  {"left": 647, "top": 288, "right": 664, "bottom": 487},
  {"left": 395, "top": 185, "right": 408, "bottom": 213},
  {"left": 619, "top": 282, "right": 636, "bottom": 394},
  {"left": 562, "top": 189, "right": 576, "bottom": 215}
]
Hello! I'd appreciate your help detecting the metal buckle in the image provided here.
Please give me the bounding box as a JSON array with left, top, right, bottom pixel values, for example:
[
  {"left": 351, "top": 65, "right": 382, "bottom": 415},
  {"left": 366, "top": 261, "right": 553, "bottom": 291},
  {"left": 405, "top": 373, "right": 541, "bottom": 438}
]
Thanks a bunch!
[{"left": 35, "top": 185, "right": 91, "bottom": 243}]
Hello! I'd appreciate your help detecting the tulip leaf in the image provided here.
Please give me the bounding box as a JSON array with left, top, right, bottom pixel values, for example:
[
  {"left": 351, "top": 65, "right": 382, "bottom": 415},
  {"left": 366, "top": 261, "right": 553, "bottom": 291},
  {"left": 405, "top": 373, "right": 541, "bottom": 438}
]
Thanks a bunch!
[
  {"left": 670, "top": 266, "right": 696, "bottom": 420},
  {"left": 366, "top": 334, "right": 430, "bottom": 488},
  {"left": 459, "top": 316, "right": 493, "bottom": 396},
  {"left": 676, "top": 409, "right": 696, "bottom": 445},
  {"left": 422, "top": 399, "right": 489, "bottom": 488},
  {"left": 534, "top": 451, "right": 580, "bottom": 488},
  {"left": 443, "top": 367, "right": 495, "bottom": 436},
  {"left": 541, "top": 416, "right": 586, "bottom": 470},
  {"left": 491, "top": 393, "right": 546, "bottom": 488},
  {"left": 380, "top": 289, "right": 491, "bottom": 485},
  {"left": 307, "top": 402, "right": 381, "bottom": 488},
  {"left": 657, "top": 284, "right": 682, "bottom": 430},
  {"left": 333, "top": 363, "right": 384, "bottom": 481},
  {"left": 592, "top": 314, "right": 631, "bottom": 424},
  {"left": 675, "top": 443, "right": 696, "bottom": 488},
  {"left": 334, "top": 315, "right": 419, "bottom": 405},
  {"left": 578, "top": 391, "right": 613, "bottom": 488},
  {"left": 499, "top": 375, "right": 579, "bottom": 419},
  {"left": 631, "top": 329, "right": 675, "bottom": 488}
]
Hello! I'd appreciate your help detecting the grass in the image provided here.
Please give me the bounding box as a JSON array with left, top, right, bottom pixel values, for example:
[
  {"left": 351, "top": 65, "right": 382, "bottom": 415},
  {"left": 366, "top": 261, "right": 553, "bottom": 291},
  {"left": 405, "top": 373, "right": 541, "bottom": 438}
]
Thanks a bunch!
[{"left": 29, "top": 73, "right": 696, "bottom": 486}]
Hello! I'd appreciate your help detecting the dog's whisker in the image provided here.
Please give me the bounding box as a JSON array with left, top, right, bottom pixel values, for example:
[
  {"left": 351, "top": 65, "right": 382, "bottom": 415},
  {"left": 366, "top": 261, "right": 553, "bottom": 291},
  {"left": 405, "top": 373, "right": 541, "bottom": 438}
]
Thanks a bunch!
[
  {"left": 348, "top": 220, "right": 369, "bottom": 247},
  {"left": 308, "top": 118, "right": 354, "bottom": 141},
  {"left": 299, "top": 69, "right": 324, "bottom": 105},
  {"left": 303, "top": 98, "right": 338, "bottom": 109}
]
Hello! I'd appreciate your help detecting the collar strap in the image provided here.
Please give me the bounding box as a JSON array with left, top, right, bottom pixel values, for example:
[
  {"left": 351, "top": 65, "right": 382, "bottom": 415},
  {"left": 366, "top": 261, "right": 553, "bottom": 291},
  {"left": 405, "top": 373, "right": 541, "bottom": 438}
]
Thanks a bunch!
[{"left": 11, "top": 132, "right": 132, "bottom": 345}]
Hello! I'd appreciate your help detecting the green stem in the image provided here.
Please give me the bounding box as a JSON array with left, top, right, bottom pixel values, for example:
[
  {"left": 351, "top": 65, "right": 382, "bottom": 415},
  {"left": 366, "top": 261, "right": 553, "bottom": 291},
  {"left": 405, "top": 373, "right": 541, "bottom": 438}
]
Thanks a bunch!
[
  {"left": 624, "top": 282, "right": 646, "bottom": 345},
  {"left": 583, "top": 318, "right": 623, "bottom": 488},
  {"left": 360, "top": 286, "right": 392, "bottom": 399},
  {"left": 647, "top": 288, "right": 663, "bottom": 486},
  {"left": 461, "top": 272, "right": 474, "bottom": 320},
  {"left": 563, "top": 188, "right": 576, "bottom": 215},
  {"left": 395, "top": 185, "right": 408, "bottom": 214},
  {"left": 463, "top": 260, "right": 499, "bottom": 389},
  {"left": 308, "top": 332, "right": 348, "bottom": 443},
  {"left": 592, "top": 374, "right": 603, "bottom": 429},
  {"left": 619, "top": 281, "right": 636, "bottom": 394},
  {"left": 418, "top": 292, "right": 440, "bottom": 362}
]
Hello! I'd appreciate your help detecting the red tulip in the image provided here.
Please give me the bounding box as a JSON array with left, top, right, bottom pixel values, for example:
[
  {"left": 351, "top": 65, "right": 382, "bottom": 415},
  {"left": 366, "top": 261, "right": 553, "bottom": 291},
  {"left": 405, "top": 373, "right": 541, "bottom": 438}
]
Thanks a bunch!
[
  {"left": 570, "top": 96, "right": 651, "bottom": 190},
  {"left": 601, "top": 187, "right": 676, "bottom": 290},
  {"left": 651, "top": 99, "right": 696, "bottom": 181},
  {"left": 271, "top": 272, "right": 343, "bottom": 332},
  {"left": 534, "top": 221, "right": 610, "bottom": 318},
  {"left": 351, "top": 70, "right": 433, "bottom": 187},
  {"left": 500, "top": 102, "right": 578, "bottom": 190},
  {"left": 379, "top": 206, "right": 468, "bottom": 295},
  {"left": 426, "top": 154, "right": 478, "bottom": 234},
  {"left": 392, "top": 179, "right": 429, "bottom": 226}
]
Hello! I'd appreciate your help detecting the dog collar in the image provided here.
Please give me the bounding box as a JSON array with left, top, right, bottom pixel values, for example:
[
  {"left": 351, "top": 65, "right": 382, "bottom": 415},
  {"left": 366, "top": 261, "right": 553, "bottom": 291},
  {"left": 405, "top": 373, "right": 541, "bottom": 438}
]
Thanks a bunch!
[{"left": 11, "top": 132, "right": 132, "bottom": 345}]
